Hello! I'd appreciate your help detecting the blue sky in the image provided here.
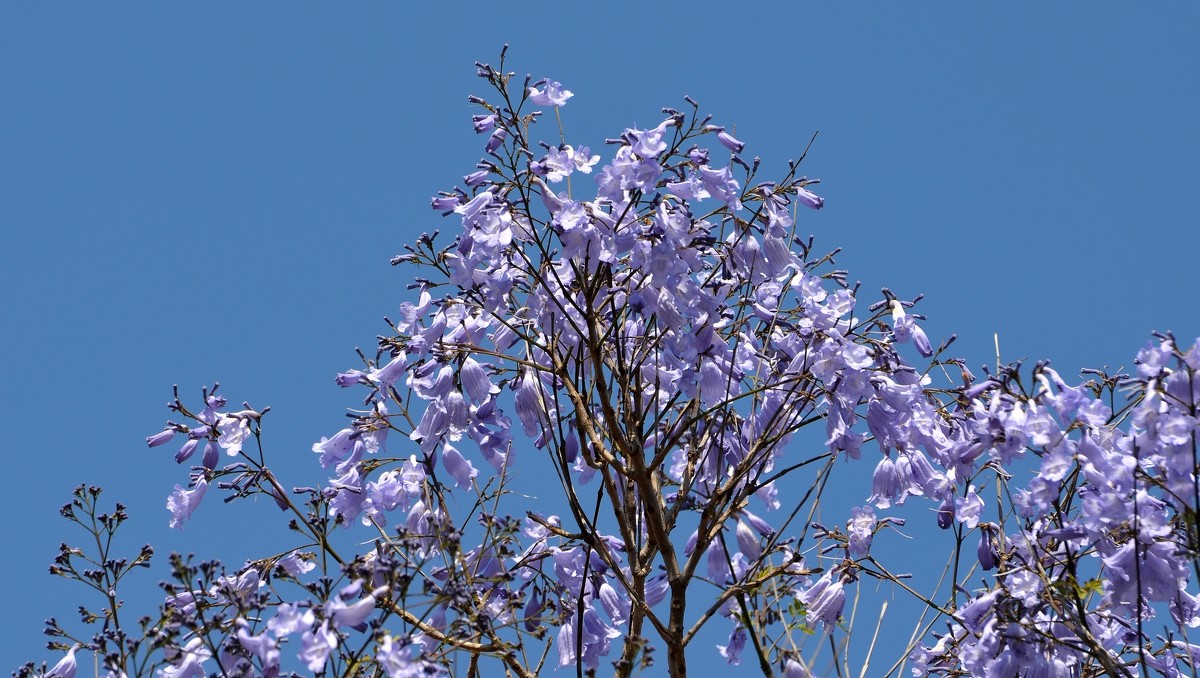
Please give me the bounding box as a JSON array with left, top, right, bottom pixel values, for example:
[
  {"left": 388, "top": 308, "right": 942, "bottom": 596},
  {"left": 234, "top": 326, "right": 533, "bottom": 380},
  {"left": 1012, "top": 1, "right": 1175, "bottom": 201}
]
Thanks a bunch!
[{"left": 2, "top": 3, "right": 1198, "bottom": 674}]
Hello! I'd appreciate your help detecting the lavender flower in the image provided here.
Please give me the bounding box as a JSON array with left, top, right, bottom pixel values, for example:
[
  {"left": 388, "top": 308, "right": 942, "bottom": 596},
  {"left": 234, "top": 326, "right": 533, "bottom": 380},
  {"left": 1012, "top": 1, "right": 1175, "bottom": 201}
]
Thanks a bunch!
[
  {"left": 798, "top": 572, "right": 846, "bottom": 629},
  {"left": 528, "top": 79, "right": 573, "bottom": 107},
  {"left": 166, "top": 479, "right": 207, "bottom": 529},
  {"left": 376, "top": 635, "right": 445, "bottom": 677},
  {"left": 45, "top": 644, "right": 80, "bottom": 678},
  {"left": 955, "top": 485, "right": 984, "bottom": 529},
  {"left": 795, "top": 185, "right": 824, "bottom": 210},
  {"left": 441, "top": 443, "right": 478, "bottom": 491},
  {"left": 717, "top": 625, "right": 747, "bottom": 665},
  {"left": 160, "top": 637, "right": 210, "bottom": 678},
  {"left": 174, "top": 437, "right": 199, "bottom": 464},
  {"left": 276, "top": 550, "right": 315, "bottom": 577},
  {"left": 298, "top": 622, "right": 337, "bottom": 672},
  {"left": 783, "top": 658, "right": 813, "bottom": 678},
  {"left": 233, "top": 621, "right": 280, "bottom": 673},
  {"left": 463, "top": 169, "right": 490, "bottom": 187},
  {"left": 714, "top": 128, "right": 745, "bottom": 154},
  {"left": 145, "top": 428, "right": 176, "bottom": 448},
  {"left": 846, "top": 506, "right": 877, "bottom": 559},
  {"left": 267, "top": 602, "right": 311, "bottom": 638},
  {"left": 471, "top": 114, "right": 496, "bottom": 133}
]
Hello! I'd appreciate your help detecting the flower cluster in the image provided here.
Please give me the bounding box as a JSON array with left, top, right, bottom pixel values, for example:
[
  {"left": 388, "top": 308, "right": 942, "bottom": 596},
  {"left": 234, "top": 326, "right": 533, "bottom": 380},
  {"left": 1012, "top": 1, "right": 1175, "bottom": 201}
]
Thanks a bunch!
[
  {"left": 905, "top": 339, "right": 1200, "bottom": 676},
  {"left": 23, "top": 51, "right": 1200, "bottom": 678}
]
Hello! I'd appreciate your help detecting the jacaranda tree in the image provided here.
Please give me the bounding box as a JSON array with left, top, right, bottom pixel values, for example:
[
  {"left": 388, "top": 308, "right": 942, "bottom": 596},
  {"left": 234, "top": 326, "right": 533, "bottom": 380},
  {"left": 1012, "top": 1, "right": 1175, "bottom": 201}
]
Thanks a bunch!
[{"left": 20, "top": 49, "right": 1200, "bottom": 678}]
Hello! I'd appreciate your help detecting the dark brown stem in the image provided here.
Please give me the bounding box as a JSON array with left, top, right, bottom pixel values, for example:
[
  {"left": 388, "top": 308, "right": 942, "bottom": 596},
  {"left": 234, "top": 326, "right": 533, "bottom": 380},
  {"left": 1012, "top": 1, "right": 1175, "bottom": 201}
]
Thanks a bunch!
[
  {"left": 666, "top": 578, "right": 689, "bottom": 677},
  {"left": 614, "top": 571, "right": 647, "bottom": 678}
]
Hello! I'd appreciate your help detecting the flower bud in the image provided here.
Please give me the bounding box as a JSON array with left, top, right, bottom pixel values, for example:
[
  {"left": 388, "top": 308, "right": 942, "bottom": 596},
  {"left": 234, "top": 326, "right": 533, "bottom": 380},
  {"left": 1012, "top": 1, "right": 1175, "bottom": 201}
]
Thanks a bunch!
[{"left": 937, "top": 499, "right": 954, "bottom": 529}]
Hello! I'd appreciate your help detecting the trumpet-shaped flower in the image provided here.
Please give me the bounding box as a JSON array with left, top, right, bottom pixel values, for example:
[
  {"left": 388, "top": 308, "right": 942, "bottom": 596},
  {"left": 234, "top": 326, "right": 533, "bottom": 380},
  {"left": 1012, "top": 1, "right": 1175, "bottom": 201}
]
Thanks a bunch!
[
  {"left": 166, "top": 479, "right": 207, "bottom": 529},
  {"left": 529, "top": 80, "right": 573, "bottom": 107},
  {"left": 798, "top": 572, "right": 846, "bottom": 628}
]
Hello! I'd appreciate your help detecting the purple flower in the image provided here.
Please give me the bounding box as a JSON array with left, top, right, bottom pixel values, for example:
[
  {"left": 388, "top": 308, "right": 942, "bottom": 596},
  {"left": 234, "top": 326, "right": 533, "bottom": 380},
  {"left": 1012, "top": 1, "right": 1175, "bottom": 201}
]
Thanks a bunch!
[
  {"left": 1005, "top": 568, "right": 1043, "bottom": 607},
  {"left": 644, "top": 573, "right": 670, "bottom": 607},
  {"left": 234, "top": 622, "right": 280, "bottom": 672},
  {"left": 665, "top": 173, "right": 709, "bottom": 202},
  {"left": 268, "top": 602, "right": 311, "bottom": 637},
  {"left": 161, "top": 637, "right": 210, "bottom": 678},
  {"left": 146, "top": 428, "right": 176, "bottom": 448},
  {"left": 598, "top": 581, "right": 630, "bottom": 627},
  {"left": 977, "top": 525, "right": 999, "bottom": 571},
  {"left": 485, "top": 128, "right": 507, "bottom": 153},
  {"left": 956, "top": 589, "right": 1000, "bottom": 633},
  {"left": 459, "top": 357, "right": 494, "bottom": 402},
  {"left": 166, "top": 479, "right": 207, "bottom": 529},
  {"left": 556, "top": 618, "right": 576, "bottom": 668},
  {"left": 594, "top": 146, "right": 663, "bottom": 200},
  {"left": 890, "top": 301, "right": 933, "bottom": 357},
  {"left": 430, "top": 193, "right": 462, "bottom": 212},
  {"left": 523, "top": 587, "right": 545, "bottom": 631},
  {"left": 201, "top": 440, "right": 218, "bottom": 470},
  {"left": 955, "top": 485, "right": 983, "bottom": 529},
  {"left": 368, "top": 352, "right": 409, "bottom": 391},
  {"left": 472, "top": 114, "right": 497, "bottom": 133},
  {"left": 798, "top": 572, "right": 846, "bottom": 628},
  {"left": 1103, "top": 539, "right": 1187, "bottom": 608},
  {"left": 166, "top": 589, "right": 202, "bottom": 618},
  {"left": 717, "top": 625, "right": 747, "bottom": 665},
  {"left": 514, "top": 370, "right": 548, "bottom": 437},
  {"left": 783, "top": 658, "right": 812, "bottom": 678},
  {"left": 699, "top": 361, "right": 732, "bottom": 407},
  {"left": 537, "top": 144, "right": 600, "bottom": 184},
  {"left": 1171, "top": 587, "right": 1200, "bottom": 628},
  {"left": 376, "top": 635, "right": 442, "bottom": 677},
  {"left": 715, "top": 129, "right": 745, "bottom": 154},
  {"left": 444, "top": 390, "right": 468, "bottom": 438},
  {"left": 210, "top": 567, "right": 262, "bottom": 605},
  {"left": 45, "top": 644, "right": 80, "bottom": 678},
  {"left": 795, "top": 185, "right": 824, "bottom": 210},
  {"left": 910, "top": 323, "right": 933, "bottom": 357},
  {"left": 868, "top": 455, "right": 902, "bottom": 509},
  {"left": 328, "top": 585, "right": 386, "bottom": 629},
  {"left": 327, "top": 465, "right": 366, "bottom": 527},
  {"left": 902, "top": 450, "right": 947, "bottom": 497},
  {"left": 556, "top": 606, "right": 622, "bottom": 671},
  {"left": 216, "top": 414, "right": 251, "bottom": 456},
  {"left": 936, "top": 498, "right": 954, "bottom": 529},
  {"left": 441, "top": 443, "right": 478, "bottom": 491},
  {"left": 736, "top": 519, "right": 762, "bottom": 561},
  {"left": 313, "top": 428, "right": 356, "bottom": 469},
  {"left": 529, "top": 80, "right": 573, "bottom": 107},
  {"left": 742, "top": 510, "right": 776, "bottom": 539},
  {"left": 706, "top": 540, "right": 731, "bottom": 584},
  {"left": 571, "top": 145, "right": 600, "bottom": 173},
  {"left": 539, "top": 146, "right": 574, "bottom": 183},
  {"left": 846, "top": 506, "right": 877, "bottom": 559},
  {"left": 298, "top": 621, "right": 337, "bottom": 672},
  {"left": 335, "top": 369, "right": 367, "bottom": 387},
  {"left": 363, "top": 464, "right": 419, "bottom": 525},
  {"left": 1136, "top": 339, "right": 1173, "bottom": 378},
  {"left": 1185, "top": 338, "right": 1200, "bottom": 369},
  {"left": 464, "top": 169, "right": 490, "bottom": 187},
  {"left": 627, "top": 119, "right": 675, "bottom": 158},
  {"left": 1171, "top": 640, "right": 1200, "bottom": 666},
  {"left": 698, "top": 164, "right": 743, "bottom": 210},
  {"left": 174, "top": 437, "right": 199, "bottom": 464},
  {"left": 277, "top": 551, "right": 316, "bottom": 577},
  {"left": 580, "top": 607, "right": 622, "bottom": 669}
]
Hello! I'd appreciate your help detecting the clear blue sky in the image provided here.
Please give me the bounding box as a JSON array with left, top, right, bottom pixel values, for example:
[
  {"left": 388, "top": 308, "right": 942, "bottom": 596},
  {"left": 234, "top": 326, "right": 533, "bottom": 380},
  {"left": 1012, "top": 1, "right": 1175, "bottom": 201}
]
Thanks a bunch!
[{"left": 3, "top": 3, "right": 1198, "bottom": 674}]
